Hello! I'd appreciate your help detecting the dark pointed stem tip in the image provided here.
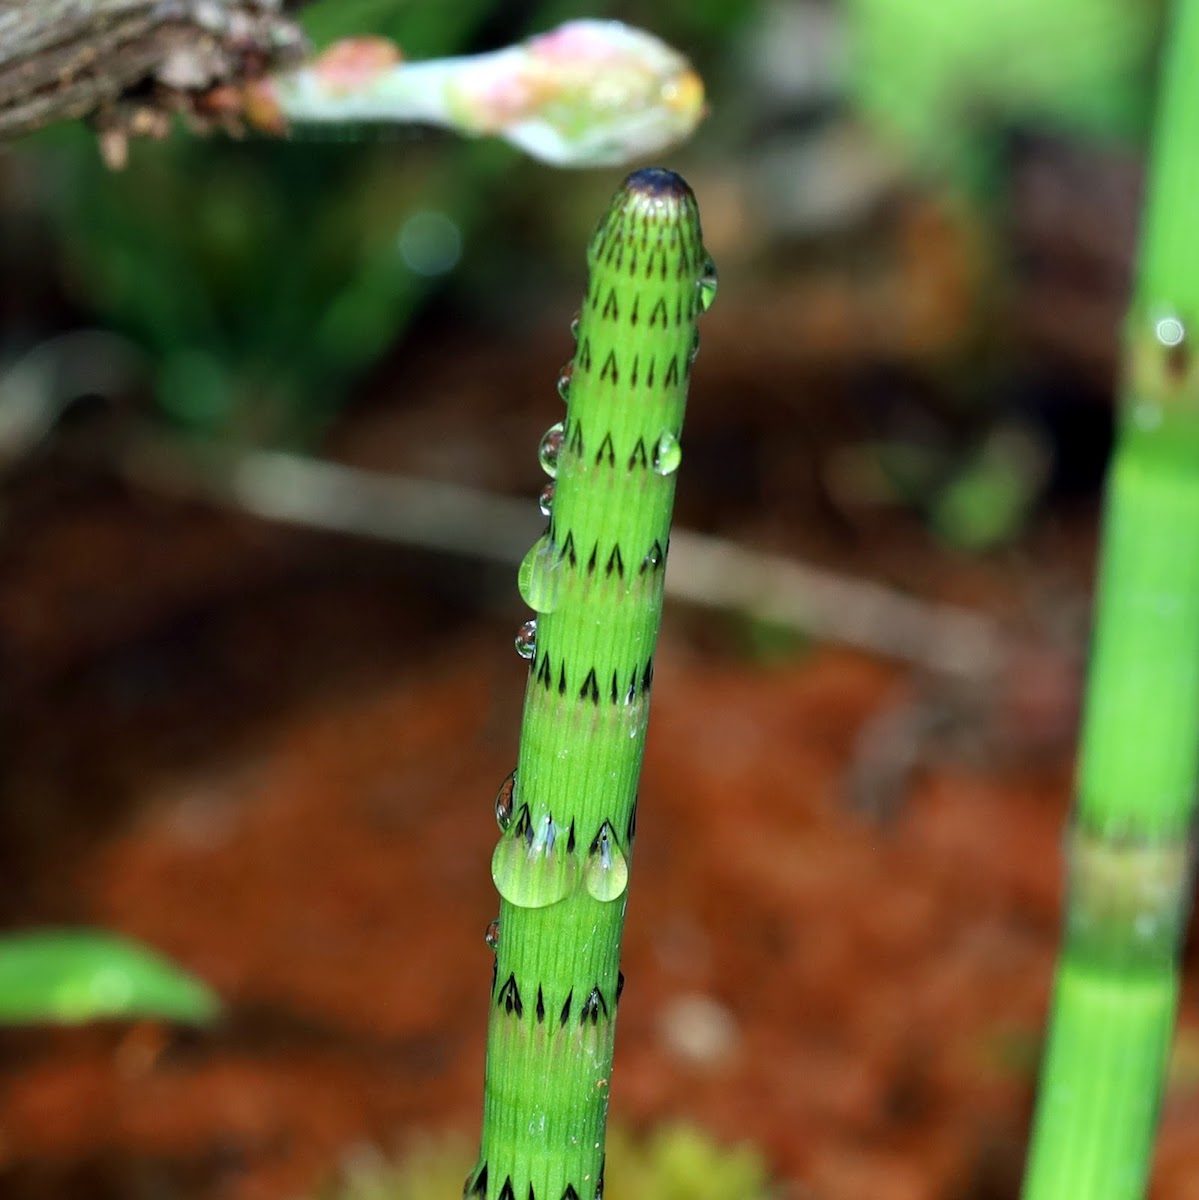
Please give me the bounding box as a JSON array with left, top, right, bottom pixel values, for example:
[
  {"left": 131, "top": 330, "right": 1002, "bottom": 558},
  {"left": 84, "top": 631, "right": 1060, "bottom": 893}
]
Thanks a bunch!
[
  {"left": 622, "top": 167, "right": 693, "bottom": 200},
  {"left": 611, "top": 167, "right": 700, "bottom": 228}
]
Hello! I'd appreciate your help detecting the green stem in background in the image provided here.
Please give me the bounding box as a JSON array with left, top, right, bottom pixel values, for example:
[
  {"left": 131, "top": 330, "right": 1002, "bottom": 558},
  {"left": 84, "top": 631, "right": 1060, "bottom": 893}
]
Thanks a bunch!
[
  {"left": 1022, "top": 3, "right": 1199, "bottom": 1197},
  {"left": 467, "top": 170, "right": 714, "bottom": 1200}
]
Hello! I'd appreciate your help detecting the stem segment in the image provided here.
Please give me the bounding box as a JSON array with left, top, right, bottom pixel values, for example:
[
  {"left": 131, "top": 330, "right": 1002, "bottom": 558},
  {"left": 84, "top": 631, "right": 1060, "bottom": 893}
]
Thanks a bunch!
[
  {"left": 1022, "top": 4, "right": 1199, "bottom": 1196},
  {"left": 468, "top": 170, "right": 713, "bottom": 1200}
]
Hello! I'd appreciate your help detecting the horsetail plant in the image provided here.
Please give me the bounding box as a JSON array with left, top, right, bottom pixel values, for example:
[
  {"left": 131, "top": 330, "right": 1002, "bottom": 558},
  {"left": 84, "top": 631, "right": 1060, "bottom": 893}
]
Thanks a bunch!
[
  {"left": 1022, "top": 3, "right": 1199, "bottom": 1196},
  {"left": 466, "top": 169, "right": 715, "bottom": 1200}
]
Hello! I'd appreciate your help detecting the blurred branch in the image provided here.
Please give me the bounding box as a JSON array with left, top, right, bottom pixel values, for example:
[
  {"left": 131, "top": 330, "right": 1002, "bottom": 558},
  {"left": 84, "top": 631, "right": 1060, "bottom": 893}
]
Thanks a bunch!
[
  {"left": 0, "top": 1, "right": 306, "bottom": 153},
  {"left": 0, "top": 5, "right": 705, "bottom": 167},
  {"left": 110, "top": 437, "right": 1004, "bottom": 680}
]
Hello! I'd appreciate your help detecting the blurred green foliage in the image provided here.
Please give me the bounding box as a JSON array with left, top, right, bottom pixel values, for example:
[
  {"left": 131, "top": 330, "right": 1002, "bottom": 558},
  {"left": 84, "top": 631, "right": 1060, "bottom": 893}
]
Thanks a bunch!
[
  {"left": 848, "top": 0, "right": 1160, "bottom": 190},
  {"left": 0, "top": 929, "right": 219, "bottom": 1025}
]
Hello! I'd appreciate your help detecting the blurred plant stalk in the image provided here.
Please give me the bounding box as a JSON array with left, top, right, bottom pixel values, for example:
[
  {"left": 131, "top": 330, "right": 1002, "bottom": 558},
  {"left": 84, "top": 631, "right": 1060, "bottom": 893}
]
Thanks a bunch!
[
  {"left": 254, "top": 21, "right": 706, "bottom": 168},
  {"left": 1022, "top": 3, "right": 1199, "bottom": 1196},
  {"left": 1, "top": 6, "right": 704, "bottom": 169}
]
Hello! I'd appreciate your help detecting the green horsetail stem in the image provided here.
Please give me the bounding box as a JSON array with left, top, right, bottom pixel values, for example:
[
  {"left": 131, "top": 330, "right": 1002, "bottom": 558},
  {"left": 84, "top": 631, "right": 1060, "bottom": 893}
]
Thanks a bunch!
[
  {"left": 466, "top": 170, "right": 714, "bottom": 1200},
  {"left": 1022, "top": 4, "right": 1199, "bottom": 1197}
]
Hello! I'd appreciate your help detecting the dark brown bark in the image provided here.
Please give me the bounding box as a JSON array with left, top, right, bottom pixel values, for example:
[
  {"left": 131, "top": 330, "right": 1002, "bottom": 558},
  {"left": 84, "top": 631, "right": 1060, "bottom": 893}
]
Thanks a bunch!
[{"left": 0, "top": 1, "right": 307, "bottom": 145}]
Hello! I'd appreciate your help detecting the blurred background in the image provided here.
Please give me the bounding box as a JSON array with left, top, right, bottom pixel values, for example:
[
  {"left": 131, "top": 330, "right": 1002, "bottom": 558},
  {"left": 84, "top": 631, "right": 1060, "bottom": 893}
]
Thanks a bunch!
[{"left": 3, "top": 0, "right": 1198, "bottom": 1196}]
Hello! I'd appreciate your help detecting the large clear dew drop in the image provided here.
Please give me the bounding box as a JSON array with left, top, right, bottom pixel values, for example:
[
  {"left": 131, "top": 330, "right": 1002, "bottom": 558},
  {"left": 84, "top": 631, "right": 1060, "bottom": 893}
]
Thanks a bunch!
[
  {"left": 492, "top": 814, "right": 578, "bottom": 908},
  {"left": 583, "top": 821, "right": 630, "bottom": 902},
  {"left": 653, "top": 431, "right": 682, "bottom": 476},
  {"left": 538, "top": 421, "right": 565, "bottom": 478},
  {"left": 518, "top": 534, "right": 563, "bottom": 613},
  {"left": 698, "top": 256, "right": 718, "bottom": 312}
]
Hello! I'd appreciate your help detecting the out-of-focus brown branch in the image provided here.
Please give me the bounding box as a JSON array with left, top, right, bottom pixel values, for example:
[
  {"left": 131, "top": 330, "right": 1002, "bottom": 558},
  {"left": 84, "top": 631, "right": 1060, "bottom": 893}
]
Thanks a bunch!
[{"left": 0, "top": 0, "right": 306, "bottom": 161}]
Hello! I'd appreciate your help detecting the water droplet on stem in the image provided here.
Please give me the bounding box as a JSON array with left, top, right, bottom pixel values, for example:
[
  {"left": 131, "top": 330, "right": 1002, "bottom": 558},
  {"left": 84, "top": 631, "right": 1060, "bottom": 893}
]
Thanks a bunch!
[
  {"left": 539, "top": 422, "right": 565, "bottom": 477},
  {"left": 538, "top": 482, "right": 555, "bottom": 516},
  {"left": 653, "top": 431, "right": 682, "bottom": 476},
  {"left": 518, "top": 534, "right": 563, "bottom": 613},
  {"left": 698, "top": 256, "right": 718, "bottom": 312},
  {"left": 495, "top": 770, "right": 517, "bottom": 830},
  {"left": 515, "top": 619, "right": 537, "bottom": 660},
  {"left": 583, "top": 822, "right": 629, "bottom": 902},
  {"left": 484, "top": 919, "right": 500, "bottom": 951}
]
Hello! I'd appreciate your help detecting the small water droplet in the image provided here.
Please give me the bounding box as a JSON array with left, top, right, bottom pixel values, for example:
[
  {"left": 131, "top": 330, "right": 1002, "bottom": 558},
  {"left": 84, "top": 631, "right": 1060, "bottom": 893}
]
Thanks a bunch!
[
  {"left": 653, "top": 431, "right": 682, "bottom": 476},
  {"left": 539, "top": 422, "right": 565, "bottom": 477},
  {"left": 557, "top": 363, "right": 574, "bottom": 402},
  {"left": 485, "top": 918, "right": 500, "bottom": 951},
  {"left": 583, "top": 822, "right": 629, "bottom": 902},
  {"left": 538, "top": 482, "right": 555, "bottom": 517},
  {"left": 515, "top": 619, "right": 537, "bottom": 660},
  {"left": 1156, "top": 315, "right": 1185, "bottom": 347},
  {"left": 642, "top": 542, "right": 662, "bottom": 570},
  {"left": 495, "top": 769, "right": 517, "bottom": 830},
  {"left": 492, "top": 810, "right": 578, "bottom": 908},
  {"left": 698, "top": 256, "right": 718, "bottom": 312},
  {"left": 570, "top": 312, "right": 581, "bottom": 341},
  {"left": 518, "top": 534, "right": 563, "bottom": 613}
]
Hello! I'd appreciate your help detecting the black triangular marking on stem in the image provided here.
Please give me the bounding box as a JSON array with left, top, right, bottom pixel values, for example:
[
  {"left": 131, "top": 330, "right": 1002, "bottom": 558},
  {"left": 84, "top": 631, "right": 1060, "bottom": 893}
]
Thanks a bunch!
[
  {"left": 630, "top": 355, "right": 639, "bottom": 387},
  {"left": 616, "top": 971, "right": 625, "bottom": 1003},
  {"left": 658, "top": 253, "right": 667, "bottom": 281},
  {"left": 562, "top": 1187, "right": 581, "bottom": 1200},
  {"left": 536, "top": 986, "right": 546, "bottom": 1024},
  {"left": 610, "top": 670, "right": 620, "bottom": 703},
  {"left": 649, "top": 297, "right": 668, "bottom": 328},
  {"left": 646, "top": 357, "right": 656, "bottom": 388},
  {"left": 626, "top": 667, "right": 638, "bottom": 704},
  {"left": 497, "top": 973, "right": 523, "bottom": 1018},
  {"left": 567, "top": 820, "right": 576, "bottom": 853},
  {"left": 630, "top": 294, "right": 640, "bottom": 326},
  {"left": 580, "top": 668, "right": 600, "bottom": 705},
  {"left": 676, "top": 253, "right": 687, "bottom": 280},
  {"left": 557, "top": 663, "right": 567, "bottom": 696},
  {"left": 640, "top": 539, "right": 664, "bottom": 574},
  {"left": 562, "top": 531, "right": 577, "bottom": 567},
  {"left": 537, "top": 653, "right": 553, "bottom": 690},
  {"left": 664, "top": 356, "right": 679, "bottom": 387},
  {"left": 490, "top": 956, "right": 498, "bottom": 994},
  {"left": 674, "top": 295, "right": 683, "bottom": 326},
  {"left": 588, "top": 821, "right": 614, "bottom": 856},
  {"left": 605, "top": 545, "right": 624, "bottom": 579},
  {"left": 642, "top": 657, "right": 654, "bottom": 692},
  {"left": 602, "top": 288, "right": 618, "bottom": 320},
  {"left": 528, "top": 1184, "right": 537, "bottom": 1200},
  {"left": 595, "top": 433, "right": 615, "bottom": 467},
  {"left": 579, "top": 985, "right": 609, "bottom": 1025},
  {"left": 586, "top": 542, "right": 598, "bottom": 574},
  {"left": 600, "top": 350, "right": 619, "bottom": 384},
  {"left": 627, "top": 795, "right": 638, "bottom": 842},
  {"left": 579, "top": 337, "right": 592, "bottom": 371},
  {"left": 513, "top": 804, "right": 533, "bottom": 845},
  {"left": 628, "top": 438, "right": 648, "bottom": 470},
  {"left": 568, "top": 420, "right": 584, "bottom": 456},
  {"left": 559, "top": 988, "right": 573, "bottom": 1027},
  {"left": 466, "top": 1163, "right": 488, "bottom": 1197},
  {"left": 628, "top": 247, "right": 638, "bottom": 276},
  {"left": 498, "top": 1178, "right": 516, "bottom": 1200}
]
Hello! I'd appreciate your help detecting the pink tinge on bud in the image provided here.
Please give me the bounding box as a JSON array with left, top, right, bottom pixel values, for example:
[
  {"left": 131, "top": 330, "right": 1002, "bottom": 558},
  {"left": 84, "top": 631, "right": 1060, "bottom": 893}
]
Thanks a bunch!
[{"left": 311, "top": 37, "right": 403, "bottom": 96}]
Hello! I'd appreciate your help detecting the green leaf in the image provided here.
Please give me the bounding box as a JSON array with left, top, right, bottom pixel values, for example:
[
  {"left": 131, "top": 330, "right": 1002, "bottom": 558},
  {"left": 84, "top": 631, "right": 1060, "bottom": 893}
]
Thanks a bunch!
[{"left": 0, "top": 929, "right": 220, "bottom": 1025}]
